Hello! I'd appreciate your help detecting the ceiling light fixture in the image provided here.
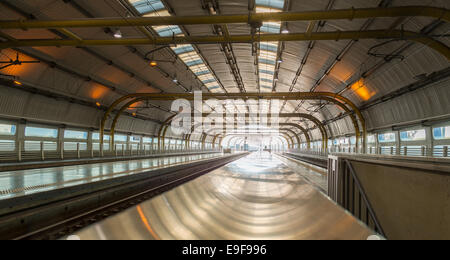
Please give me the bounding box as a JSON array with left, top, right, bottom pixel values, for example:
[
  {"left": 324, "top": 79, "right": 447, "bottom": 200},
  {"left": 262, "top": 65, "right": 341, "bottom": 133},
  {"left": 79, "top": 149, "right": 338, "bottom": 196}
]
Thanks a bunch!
[
  {"left": 96, "top": 102, "right": 101, "bottom": 107},
  {"left": 149, "top": 61, "right": 158, "bottom": 67},
  {"left": 13, "top": 80, "right": 22, "bottom": 86},
  {"left": 281, "top": 24, "right": 290, "bottom": 34},
  {"left": 113, "top": 29, "right": 123, "bottom": 39}
]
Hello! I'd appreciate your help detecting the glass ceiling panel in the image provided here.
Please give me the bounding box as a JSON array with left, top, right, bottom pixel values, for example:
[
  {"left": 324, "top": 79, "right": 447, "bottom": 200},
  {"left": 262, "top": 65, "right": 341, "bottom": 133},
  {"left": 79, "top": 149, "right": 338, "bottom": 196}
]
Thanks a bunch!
[
  {"left": 256, "top": 0, "right": 285, "bottom": 93},
  {"left": 128, "top": 0, "right": 222, "bottom": 93}
]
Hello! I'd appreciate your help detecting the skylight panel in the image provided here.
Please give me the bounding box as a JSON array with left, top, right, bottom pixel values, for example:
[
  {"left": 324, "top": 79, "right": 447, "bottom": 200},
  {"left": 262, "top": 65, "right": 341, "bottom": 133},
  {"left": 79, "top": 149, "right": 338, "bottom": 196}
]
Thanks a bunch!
[
  {"left": 205, "top": 82, "right": 219, "bottom": 88},
  {"left": 259, "top": 69, "right": 275, "bottom": 76},
  {"left": 260, "top": 73, "right": 275, "bottom": 80},
  {"left": 172, "top": 45, "right": 195, "bottom": 54},
  {"left": 259, "top": 59, "right": 276, "bottom": 65},
  {"left": 260, "top": 43, "right": 278, "bottom": 52},
  {"left": 130, "top": 0, "right": 165, "bottom": 14},
  {"left": 259, "top": 63, "right": 276, "bottom": 71},
  {"left": 261, "top": 78, "right": 274, "bottom": 83},
  {"left": 256, "top": 0, "right": 285, "bottom": 92},
  {"left": 143, "top": 10, "right": 170, "bottom": 17},
  {"left": 179, "top": 51, "right": 201, "bottom": 62},
  {"left": 128, "top": 0, "right": 222, "bottom": 93},
  {"left": 190, "top": 64, "right": 210, "bottom": 73},
  {"left": 153, "top": 25, "right": 183, "bottom": 37},
  {"left": 255, "top": 0, "right": 285, "bottom": 9},
  {"left": 186, "top": 60, "right": 204, "bottom": 67},
  {"left": 261, "top": 23, "right": 281, "bottom": 33},
  {"left": 198, "top": 74, "right": 215, "bottom": 81},
  {"left": 202, "top": 79, "right": 217, "bottom": 84},
  {"left": 195, "top": 70, "right": 211, "bottom": 76}
]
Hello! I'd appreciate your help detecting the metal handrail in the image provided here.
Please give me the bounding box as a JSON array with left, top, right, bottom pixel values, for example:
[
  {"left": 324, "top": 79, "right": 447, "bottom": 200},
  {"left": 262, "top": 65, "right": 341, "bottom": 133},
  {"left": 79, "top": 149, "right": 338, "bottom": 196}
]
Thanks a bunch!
[
  {"left": 289, "top": 145, "right": 449, "bottom": 159},
  {"left": 345, "top": 159, "right": 386, "bottom": 237},
  {"left": 0, "top": 140, "right": 221, "bottom": 163}
]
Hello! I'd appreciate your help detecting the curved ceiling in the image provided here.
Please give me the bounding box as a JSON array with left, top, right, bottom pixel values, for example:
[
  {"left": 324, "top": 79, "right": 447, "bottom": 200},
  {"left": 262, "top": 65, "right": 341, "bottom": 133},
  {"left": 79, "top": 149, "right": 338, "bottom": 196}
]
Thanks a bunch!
[{"left": 0, "top": 0, "right": 448, "bottom": 139}]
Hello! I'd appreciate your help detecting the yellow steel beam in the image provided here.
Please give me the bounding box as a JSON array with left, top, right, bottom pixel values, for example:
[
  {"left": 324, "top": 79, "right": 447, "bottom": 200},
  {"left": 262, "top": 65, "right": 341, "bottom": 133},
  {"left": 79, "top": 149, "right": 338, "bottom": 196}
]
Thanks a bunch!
[
  {"left": 0, "top": 6, "right": 447, "bottom": 29},
  {"left": 1, "top": 30, "right": 448, "bottom": 60},
  {"left": 100, "top": 92, "right": 364, "bottom": 152},
  {"left": 203, "top": 112, "right": 328, "bottom": 149},
  {"left": 56, "top": 28, "right": 83, "bottom": 42}
]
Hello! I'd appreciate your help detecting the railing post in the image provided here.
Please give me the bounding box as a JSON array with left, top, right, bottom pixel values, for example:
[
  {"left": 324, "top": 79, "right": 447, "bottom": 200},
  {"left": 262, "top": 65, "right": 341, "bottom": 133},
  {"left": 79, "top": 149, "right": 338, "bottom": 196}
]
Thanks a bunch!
[
  {"left": 40, "top": 141, "right": 45, "bottom": 161},
  {"left": 115, "top": 144, "right": 118, "bottom": 157},
  {"left": 18, "top": 142, "right": 22, "bottom": 162},
  {"left": 404, "top": 146, "right": 408, "bottom": 156},
  {"left": 77, "top": 143, "right": 80, "bottom": 159},
  {"left": 60, "top": 141, "right": 64, "bottom": 160},
  {"left": 122, "top": 144, "right": 125, "bottom": 157},
  {"left": 390, "top": 147, "right": 394, "bottom": 155},
  {"left": 91, "top": 145, "right": 94, "bottom": 158},
  {"left": 444, "top": 146, "right": 448, "bottom": 158},
  {"left": 421, "top": 146, "right": 426, "bottom": 157}
]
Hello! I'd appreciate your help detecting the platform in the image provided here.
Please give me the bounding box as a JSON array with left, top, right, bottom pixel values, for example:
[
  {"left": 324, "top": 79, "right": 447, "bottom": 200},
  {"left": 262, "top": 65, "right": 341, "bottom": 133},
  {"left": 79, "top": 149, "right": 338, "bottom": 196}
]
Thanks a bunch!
[
  {"left": 0, "top": 153, "right": 223, "bottom": 200},
  {"left": 73, "top": 152, "right": 375, "bottom": 240}
]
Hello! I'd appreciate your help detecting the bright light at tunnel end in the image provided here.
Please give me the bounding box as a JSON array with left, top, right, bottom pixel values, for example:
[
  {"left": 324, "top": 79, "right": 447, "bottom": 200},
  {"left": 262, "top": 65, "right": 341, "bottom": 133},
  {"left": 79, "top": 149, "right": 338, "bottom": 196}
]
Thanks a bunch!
[{"left": 169, "top": 91, "right": 280, "bottom": 137}]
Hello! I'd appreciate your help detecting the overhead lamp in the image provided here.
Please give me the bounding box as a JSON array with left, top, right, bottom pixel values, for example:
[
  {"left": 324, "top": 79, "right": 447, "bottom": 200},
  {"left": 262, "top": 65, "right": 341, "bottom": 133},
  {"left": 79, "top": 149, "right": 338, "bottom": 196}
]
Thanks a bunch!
[
  {"left": 149, "top": 61, "right": 158, "bottom": 67},
  {"left": 132, "top": 112, "right": 137, "bottom": 117},
  {"left": 173, "top": 78, "right": 178, "bottom": 83},
  {"left": 113, "top": 29, "right": 123, "bottom": 39},
  {"left": 13, "top": 80, "right": 22, "bottom": 86},
  {"left": 277, "top": 58, "right": 283, "bottom": 63},
  {"left": 95, "top": 102, "right": 101, "bottom": 107},
  {"left": 281, "top": 24, "right": 290, "bottom": 34}
]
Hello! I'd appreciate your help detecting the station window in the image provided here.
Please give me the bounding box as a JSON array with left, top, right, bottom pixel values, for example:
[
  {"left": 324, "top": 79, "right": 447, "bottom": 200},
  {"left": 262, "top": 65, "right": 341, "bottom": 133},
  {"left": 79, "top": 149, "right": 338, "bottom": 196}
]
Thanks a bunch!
[
  {"left": 339, "top": 138, "right": 349, "bottom": 145},
  {"left": 0, "top": 122, "right": 16, "bottom": 136},
  {"left": 433, "top": 146, "right": 448, "bottom": 157},
  {"left": 64, "top": 130, "right": 88, "bottom": 140},
  {"left": 367, "top": 135, "right": 376, "bottom": 144},
  {"left": 433, "top": 125, "right": 450, "bottom": 140},
  {"left": 114, "top": 134, "right": 128, "bottom": 142},
  {"left": 378, "top": 132, "right": 396, "bottom": 143},
  {"left": 350, "top": 136, "right": 356, "bottom": 145},
  {"left": 64, "top": 142, "right": 87, "bottom": 151},
  {"left": 25, "top": 126, "right": 58, "bottom": 138},
  {"left": 92, "top": 133, "right": 111, "bottom": 141},
  {"left": 93, "top": 143, "right": 110, "bottom": 151},
  {"left": 25, "top": 141, "right": 57, "bottom": 151},
  {"left": 131, "top": 136, "right": 141, "bottom": 142},
  {"left": 143, "top": 137, "right": 153, "bottom": 143},
  {"left": 400, "top": 146, "right": 424, "bottom": 156},
  {"left": 0, "top": 140, "right": 15, "bottom": 151},
  {"left": 380, "top": 146, "right": 396, "bottom": 155},
  {"left": 400, "top": 129, "right": 426, "bottom": 141}
]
